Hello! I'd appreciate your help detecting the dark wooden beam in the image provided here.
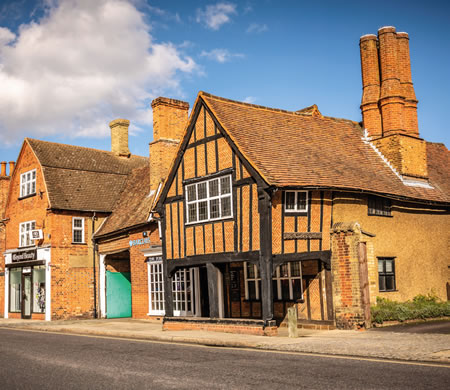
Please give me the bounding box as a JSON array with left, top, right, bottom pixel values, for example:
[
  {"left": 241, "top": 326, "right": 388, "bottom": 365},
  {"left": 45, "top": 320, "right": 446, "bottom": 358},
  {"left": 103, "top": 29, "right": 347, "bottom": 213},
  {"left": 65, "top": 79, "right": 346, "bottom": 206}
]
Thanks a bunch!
[
  {"left": 161, "top": 213, "right": 173, "bottom": 317},
  {"left": 166, "top": 251, "right": 260, "bottom": 275},
  {"left": 272, "top": 250, "right": 331, "bottom": 272},
  {"left": 258, "top": 186, "right": 274, "bottom": 323},
  {"left": 186, "top": 133, "right": 222, "bottom": 150},
  {"left": 207, "top": 263, "right": 220, "bottom": 318},
  {"left": 183, "top": 167, "right": 233, "bottom": 186}
]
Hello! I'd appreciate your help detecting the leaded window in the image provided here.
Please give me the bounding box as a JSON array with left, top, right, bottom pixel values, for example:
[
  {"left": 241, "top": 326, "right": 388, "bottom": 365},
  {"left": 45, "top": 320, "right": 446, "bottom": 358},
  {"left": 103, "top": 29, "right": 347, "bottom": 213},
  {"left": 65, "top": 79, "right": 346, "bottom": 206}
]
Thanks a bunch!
[
  {"left": 186, "top": 175, "right": 232, "bottom": 224},
  {"left": 285, "top": 191, "right": 308, "bottom": 213}
]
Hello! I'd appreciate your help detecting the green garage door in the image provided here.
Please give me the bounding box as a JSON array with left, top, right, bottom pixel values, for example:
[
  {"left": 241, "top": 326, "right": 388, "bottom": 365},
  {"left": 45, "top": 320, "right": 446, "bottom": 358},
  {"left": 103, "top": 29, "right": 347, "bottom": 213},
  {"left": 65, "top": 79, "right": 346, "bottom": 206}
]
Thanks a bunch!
[{"left": 106, "top": 271, "right": 132, "bottom": 318}]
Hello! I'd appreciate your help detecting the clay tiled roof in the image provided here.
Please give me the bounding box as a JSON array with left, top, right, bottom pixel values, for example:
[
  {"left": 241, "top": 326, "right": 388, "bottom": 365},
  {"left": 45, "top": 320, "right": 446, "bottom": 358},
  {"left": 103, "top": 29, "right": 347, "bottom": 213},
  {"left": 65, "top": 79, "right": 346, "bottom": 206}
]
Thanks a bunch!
[
  {"left": 27, "top": 138, "right": 147, "bottom": 212},
  {"left": 200, "top": 92, "right": 449, "bottom": 204},
  {"left": 95, "top": 165, "right": 153, "bottom": 237}
]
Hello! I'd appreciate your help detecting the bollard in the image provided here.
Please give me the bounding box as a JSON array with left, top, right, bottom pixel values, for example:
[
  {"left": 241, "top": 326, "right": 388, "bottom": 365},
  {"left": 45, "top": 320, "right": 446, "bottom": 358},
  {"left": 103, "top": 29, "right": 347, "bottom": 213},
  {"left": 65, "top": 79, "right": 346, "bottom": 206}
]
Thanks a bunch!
[{"left": 287, "top": 306, "right": 298, "bottom": 338}]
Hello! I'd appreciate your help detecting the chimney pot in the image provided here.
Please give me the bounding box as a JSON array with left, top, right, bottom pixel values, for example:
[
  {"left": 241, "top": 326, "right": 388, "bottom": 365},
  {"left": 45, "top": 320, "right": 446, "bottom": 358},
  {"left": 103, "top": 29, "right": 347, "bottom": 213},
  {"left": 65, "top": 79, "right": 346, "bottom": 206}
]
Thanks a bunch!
[
  {"left": 109, "top": 119, "right": 130, "bottom": 157},
  {"left": 1, "top": 162, "right": 6, "bottom": 176},
  {"left": 8, "top": 161, "right": 15, "bottom": 176}
]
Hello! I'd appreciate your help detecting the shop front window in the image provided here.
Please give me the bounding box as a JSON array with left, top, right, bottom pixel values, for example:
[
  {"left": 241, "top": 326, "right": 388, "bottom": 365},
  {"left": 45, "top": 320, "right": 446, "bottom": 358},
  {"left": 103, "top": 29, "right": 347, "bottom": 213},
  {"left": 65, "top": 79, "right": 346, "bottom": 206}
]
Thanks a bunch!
[
  {"left": 33, "top": 266, "right": 46, "bottom": 313},
  {"left": 9, "top": 268, "right": 22, "bottom": 312}
]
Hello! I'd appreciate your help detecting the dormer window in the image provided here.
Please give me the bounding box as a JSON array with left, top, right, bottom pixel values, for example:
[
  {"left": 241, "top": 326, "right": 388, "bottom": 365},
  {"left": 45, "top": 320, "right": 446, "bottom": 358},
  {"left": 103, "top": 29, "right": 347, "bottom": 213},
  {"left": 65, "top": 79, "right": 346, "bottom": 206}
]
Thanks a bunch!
[
  {"left": 20, "top": 169, "right": 36, "bottom": 198},
  {"left": 285, "top": 191, "right": 308, "bottom": 213},
  {"left": 185, "top": 175, "right": 232, "bottom": 224}
]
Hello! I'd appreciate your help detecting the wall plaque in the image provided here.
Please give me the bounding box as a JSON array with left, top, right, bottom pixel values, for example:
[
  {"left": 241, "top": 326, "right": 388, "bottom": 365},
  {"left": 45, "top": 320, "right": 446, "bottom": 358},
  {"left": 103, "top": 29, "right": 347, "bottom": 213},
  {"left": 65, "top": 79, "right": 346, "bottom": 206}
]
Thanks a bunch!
[{"left": 283, "top": 232, "right": 322, "bottom": 240}]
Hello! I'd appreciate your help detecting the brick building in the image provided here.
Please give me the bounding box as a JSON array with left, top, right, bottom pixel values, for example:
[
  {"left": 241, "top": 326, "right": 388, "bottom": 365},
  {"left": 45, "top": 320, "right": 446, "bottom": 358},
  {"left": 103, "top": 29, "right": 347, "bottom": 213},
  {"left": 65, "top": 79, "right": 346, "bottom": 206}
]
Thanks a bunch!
[
  {"left": 1, "top": 123, "right": 146, "bottom": 320},
  {"left": 154, "top": 26, "right": 449, "bottom": 334}
]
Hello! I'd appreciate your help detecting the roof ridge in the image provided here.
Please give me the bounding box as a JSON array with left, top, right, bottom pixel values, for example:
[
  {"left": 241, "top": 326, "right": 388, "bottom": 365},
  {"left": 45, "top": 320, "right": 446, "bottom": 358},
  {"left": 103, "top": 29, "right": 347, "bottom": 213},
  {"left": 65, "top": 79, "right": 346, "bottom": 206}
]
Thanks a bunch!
[
  {"left": 199, "top": 91, "right": 360, "bottom": 125},
  {"left": 26, "top": 137, "right": 147, "bottom": 160}
]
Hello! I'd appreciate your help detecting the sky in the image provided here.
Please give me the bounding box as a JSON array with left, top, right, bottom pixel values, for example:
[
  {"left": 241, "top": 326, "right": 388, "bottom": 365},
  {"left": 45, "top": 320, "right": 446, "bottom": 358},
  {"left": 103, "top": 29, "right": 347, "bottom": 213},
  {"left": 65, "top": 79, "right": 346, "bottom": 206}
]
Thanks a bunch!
[{"left": 0, "top": 0, "right": 449, "bottom": 165}]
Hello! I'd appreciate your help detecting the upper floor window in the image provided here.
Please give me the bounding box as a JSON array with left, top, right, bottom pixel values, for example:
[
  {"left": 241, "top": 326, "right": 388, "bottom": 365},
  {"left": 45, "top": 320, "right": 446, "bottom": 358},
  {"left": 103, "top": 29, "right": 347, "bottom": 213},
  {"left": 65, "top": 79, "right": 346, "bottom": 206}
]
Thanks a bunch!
[
  {"left": 185, "top": 175, "right": 232, "bottom": 224},
  {"left": 72, "top": 217, "right": 85, "bottom": 243},
  {"left": 368, "top": 195, "right": 391, "bottom": 216},
  {"left": 20, "top": 169, "right": 36, "bottom": 198},
  {"left": 20, "top": 221, "right": 36, "bottom": 247},
  {"left": 378, "top": 257, "right": 396, "bottom": 292},
  {"left": 285, "top": 191, "right": 308, "bottom": 213}
]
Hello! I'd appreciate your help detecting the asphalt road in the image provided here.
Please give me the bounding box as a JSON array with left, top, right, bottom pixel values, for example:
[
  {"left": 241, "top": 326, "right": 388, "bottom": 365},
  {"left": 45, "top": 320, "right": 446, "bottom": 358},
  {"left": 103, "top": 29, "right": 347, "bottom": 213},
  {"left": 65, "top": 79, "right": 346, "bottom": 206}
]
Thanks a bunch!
[{"left": 0, "top": 328, "right": 448, "bottom": 390}]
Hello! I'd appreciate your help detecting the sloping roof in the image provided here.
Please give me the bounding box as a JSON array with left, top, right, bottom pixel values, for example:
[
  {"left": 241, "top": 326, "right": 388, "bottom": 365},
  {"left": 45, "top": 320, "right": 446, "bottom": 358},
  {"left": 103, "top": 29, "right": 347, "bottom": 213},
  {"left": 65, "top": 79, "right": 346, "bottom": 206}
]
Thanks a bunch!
[
  {"left": 95, "top": 164, "right": 153, "bottom": 237},
  {"left": 27, "top": 138, "right": 147, "bottom": 212},
  {"left": 200, "top": 92, "right": 449, "bottom": 204}
]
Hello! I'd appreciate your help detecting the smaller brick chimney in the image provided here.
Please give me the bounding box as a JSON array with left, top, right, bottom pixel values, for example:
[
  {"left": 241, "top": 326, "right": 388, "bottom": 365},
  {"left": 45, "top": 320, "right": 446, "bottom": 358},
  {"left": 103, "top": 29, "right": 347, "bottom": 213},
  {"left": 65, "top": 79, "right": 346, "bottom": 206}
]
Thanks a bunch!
[
  {"left": 150, "top": 97, "right": 189, "bottom": 194},
  {"left": 109, "top": 119, "right": 130, "bottom": 157},
  {"left": 8, "top": 161, "right": 15, "bottom": 176},
  {"left": 0, "top": 162, "right": 6, "bottom": 176}
]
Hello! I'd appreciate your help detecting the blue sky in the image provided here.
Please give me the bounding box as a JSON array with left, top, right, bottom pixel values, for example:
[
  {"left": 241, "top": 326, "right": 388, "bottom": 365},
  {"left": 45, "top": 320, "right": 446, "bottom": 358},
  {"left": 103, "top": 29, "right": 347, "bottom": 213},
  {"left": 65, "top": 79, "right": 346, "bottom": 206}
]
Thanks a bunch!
[{"left": 0, "top": 0, "right": 449, "bottom": 165}]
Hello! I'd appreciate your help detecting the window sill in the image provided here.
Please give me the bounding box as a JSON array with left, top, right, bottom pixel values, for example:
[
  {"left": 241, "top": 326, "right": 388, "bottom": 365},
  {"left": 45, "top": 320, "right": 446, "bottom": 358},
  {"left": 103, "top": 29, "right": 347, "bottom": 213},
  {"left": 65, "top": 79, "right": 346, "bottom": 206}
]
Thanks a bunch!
[
  {"left": 284, "top": 211, "right": 308, "bottom": 216},
  {"left": 185, "top": 216, "right": 234, "bottom": 227},
  {"left": 72, "top": 242, "right": 87, "bottom": 245},
  {"left": 368, "top": 213, "right": 393, "bottom": 218},
  {"left": 379, "top": 289, "right": 398, "bottom": 292},
  {"left": 18, "top": 193, "right": 37, "bottom": 201}
]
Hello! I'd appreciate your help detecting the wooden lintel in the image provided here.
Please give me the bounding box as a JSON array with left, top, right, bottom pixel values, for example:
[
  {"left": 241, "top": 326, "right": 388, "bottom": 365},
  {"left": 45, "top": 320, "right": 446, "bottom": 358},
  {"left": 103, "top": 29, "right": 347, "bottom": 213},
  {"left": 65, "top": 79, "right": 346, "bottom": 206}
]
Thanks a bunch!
[
  {"left": 272, "top": 250, "right": 331, "bottom": 269},
  {"left": 167, "top": 251, "right": 260, "bottom": 275},
  {"left": 283, "top": 232, "right": 322, "bottom": 240}
]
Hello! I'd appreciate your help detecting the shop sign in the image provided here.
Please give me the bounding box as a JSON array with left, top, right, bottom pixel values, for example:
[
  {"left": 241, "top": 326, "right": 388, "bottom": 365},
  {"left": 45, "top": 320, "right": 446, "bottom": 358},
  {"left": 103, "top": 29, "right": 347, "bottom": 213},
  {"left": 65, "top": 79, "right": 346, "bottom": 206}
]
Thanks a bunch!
[
  {"left": 129, "top": 237, "right": 150, "bottom": 247},
  {"left": 11, "top": 249, "right": 37, "bottom": 263}
]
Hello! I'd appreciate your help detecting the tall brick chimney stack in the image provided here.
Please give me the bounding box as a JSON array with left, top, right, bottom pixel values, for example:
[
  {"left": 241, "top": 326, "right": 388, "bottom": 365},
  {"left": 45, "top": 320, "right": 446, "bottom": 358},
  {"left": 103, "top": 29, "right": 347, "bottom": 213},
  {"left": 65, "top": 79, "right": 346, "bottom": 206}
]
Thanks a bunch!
[
  {"left": 109, "top": 119, "right": 131, "bottom": 157},
  {"left": 150, "top": 97, "right": 189, "bottom": 194},
  {"left": 360, "top": 34, "right": 382, "bottom": 137},
  {"left": 0, "top": 162, "right": 6, "bottom": 177},
  {"left": 360, "top": 26, "right": 428, "bottom": 181}
]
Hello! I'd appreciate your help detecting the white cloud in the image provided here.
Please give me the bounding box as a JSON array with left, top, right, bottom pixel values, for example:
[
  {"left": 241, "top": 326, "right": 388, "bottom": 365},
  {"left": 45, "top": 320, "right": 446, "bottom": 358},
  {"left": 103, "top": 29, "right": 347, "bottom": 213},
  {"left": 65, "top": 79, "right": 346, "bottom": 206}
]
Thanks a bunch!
[
  {"left": 246, "top": 23, "right": 268, "bottom": 34},
  {"left": 200, "top": 48, "right": 244, "bottom": 63},
  {"left": 243, "top": 96, "right": 256, "bottom": 104},
  {"left": 196, "top": 2, "right": 236, "bottom": 30},
  {"left": 0, "top": 0, "right": 197, "bottom": 144}
]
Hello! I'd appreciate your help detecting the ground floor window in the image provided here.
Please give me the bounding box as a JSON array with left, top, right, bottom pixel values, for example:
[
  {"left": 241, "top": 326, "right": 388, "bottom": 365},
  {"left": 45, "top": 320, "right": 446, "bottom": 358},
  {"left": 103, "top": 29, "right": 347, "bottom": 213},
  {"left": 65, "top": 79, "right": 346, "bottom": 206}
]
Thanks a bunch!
[
  {"left": 244, "top": 261, "right": 303, "bottom": 301},
  {"left": 9, "top": 266, "right": 46, "bottom": 314},
  {"left": 147, "top": 259, "right": 195, "bottom": 316},
  {"left": 378, "top": 257, "right": 396, "bottom": 291},
  {"left": 32, "top": 266, "right": 46, "bottom": 313},
  {"left": 9, "top": 268, "right": 22, "bottom": 312}
]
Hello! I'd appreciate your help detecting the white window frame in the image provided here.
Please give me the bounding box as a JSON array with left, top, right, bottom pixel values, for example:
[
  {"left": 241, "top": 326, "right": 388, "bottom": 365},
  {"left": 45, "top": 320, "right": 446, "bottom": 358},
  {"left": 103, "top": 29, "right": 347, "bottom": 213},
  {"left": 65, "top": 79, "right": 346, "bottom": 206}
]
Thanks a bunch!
[
  {"left": 244, "top": 261, "right": 303, "bottom": 301},
  {"left": 185, "top": 175, "right": 233, "bottom": 224},
  {"left": 72, "top": 217, "right": 85, "bottom": 243},
  {"left": 148, "top": 257, "right": 165, "bottom": 316},
  {"left": 20, "top": 169, "right": 37, "bottom": 198},
  {"left": 284, "top": 190, "right": 308, "bottom": 213},
  {"left": 147, "top": 260, "right": 198, "bottom": 317},
  {"left": 19, "top": 221, "right": 36, "bottom": 247}
]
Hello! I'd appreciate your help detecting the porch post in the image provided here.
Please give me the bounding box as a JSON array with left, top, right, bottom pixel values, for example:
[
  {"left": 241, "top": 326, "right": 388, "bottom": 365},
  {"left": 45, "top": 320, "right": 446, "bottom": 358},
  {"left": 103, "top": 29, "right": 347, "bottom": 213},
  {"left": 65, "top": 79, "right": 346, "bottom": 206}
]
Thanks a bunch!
[
  {"left": 258, "top": 187, "right": 273, "bottom": 323},
  {"left": 161, "top": 213, "right": 174, "bottom": 317},
  {"left": 99, "top": 254, "right": 106, "bottom": 318},
  {"left": 206, "top": 263, "right": 220, "bottom": 318}
]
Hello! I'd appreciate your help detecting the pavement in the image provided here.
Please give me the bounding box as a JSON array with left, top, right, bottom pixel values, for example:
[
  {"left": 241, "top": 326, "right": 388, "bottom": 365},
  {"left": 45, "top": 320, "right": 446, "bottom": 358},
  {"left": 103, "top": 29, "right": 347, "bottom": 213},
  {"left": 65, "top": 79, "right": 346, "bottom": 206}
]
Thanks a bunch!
[{"left": 0, "top": 317, "right": 449, "bottom": 365}]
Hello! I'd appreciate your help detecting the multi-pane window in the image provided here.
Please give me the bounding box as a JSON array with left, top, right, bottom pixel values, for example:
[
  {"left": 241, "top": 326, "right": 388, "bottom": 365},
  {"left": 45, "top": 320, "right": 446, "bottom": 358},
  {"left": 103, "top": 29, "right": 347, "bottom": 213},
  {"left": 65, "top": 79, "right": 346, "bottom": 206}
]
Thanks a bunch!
[
  {"left": 20, "top": 221, "right": 35, "bottom": 247},
  {"left": 148, "top": 258, "right": 165, "bottom": 315},
  {"left": 147, "top": 261, "right": 196, "bottom": 316},
  {"left": 173, "top": 268, "right": 194, "bottom": 316},
  {"left": 285, "top": 191, "right": 308, "bottom": 213},
  {"left": 244, "top": 263, "right": 261, "bottom": 301},
  {"left": 186, "top": 175, "right": 232, "bottom": 224},
  {"left": 20, "top": 169, "right": 36, "bottom": 197},
  {"left": 368, "top": 195, "right": 392, "bottom": 216},
  {"left": 378, "top": 258, "right": 396, "bottom": 292},
  {"left": 244, "top": 262, "right": 303, "bottom": 301},
  {"left": 72, "top": 217, "right": 84, "bottom": 243}
]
